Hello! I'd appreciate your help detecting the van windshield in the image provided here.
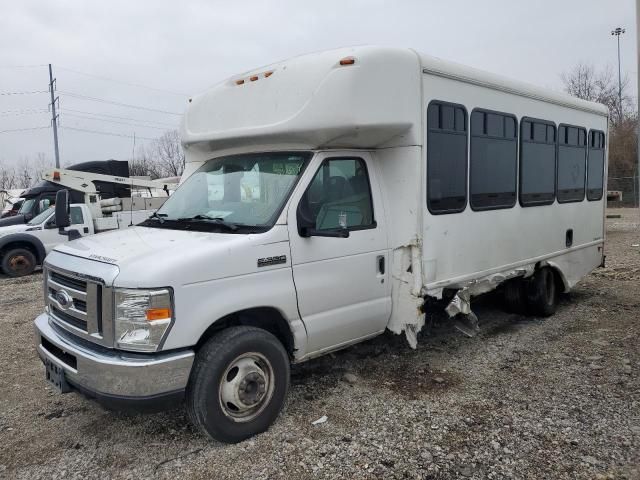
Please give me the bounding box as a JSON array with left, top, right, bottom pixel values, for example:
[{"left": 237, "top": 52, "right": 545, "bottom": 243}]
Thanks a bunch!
[{"left": 144, "top": 152, "right": 311, "bottom": 233}]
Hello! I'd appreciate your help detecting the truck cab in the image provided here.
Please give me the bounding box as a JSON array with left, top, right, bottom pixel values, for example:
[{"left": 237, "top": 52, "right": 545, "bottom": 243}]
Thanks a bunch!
[{"left": 0, "top": 204, "right": 93, "bottom": 276}]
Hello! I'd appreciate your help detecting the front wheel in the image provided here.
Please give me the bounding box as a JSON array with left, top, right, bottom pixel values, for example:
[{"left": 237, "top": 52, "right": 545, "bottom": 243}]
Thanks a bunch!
[
  {"left": 186, "top": 326, "right": 290, "bottom": 443},
  {"left": 1, "top": 248, "right": 37, "bottom": 277}
]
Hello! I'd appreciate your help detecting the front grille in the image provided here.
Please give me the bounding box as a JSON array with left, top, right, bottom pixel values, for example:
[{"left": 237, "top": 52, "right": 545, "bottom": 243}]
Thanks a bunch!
[
  {"left": 51, "top": 306, "right": 88, "bottom": 331},
  {"left": 50, "top": 271, "right": 87, "bottom": 292},
  {"left": 74, "top": 299, "right": 87, "bottom": 313},
  {"left": 46, "top": 267, "right": 108, "bottom": 346}
]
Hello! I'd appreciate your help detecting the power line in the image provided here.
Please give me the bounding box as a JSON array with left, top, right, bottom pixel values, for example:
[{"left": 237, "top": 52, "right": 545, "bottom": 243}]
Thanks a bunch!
[
  {"left": 0, "top": 109, "right": 49, "bottom": 116},
  {"left": 0, "top": 64, "right": 48, "bottom": 69},
  {"left": 61, "top": 126, "right": 156, "bottom": 140},
  {"left": 0, "top": 90, "right": 49, "bottom": 96},
  {"left": 56, "top": 65, "right": 189, "bottom": 96},
  {"left": 0, "top": 126, "right": 50, "bottom": 134},
  {"left": 61, "top": 107, "right": 177, "bottom": 127},
  {"left": 63, "top": 112, "right": 172, "bottom": 130},
  {"left": 58, "top": 90, "right": 183, "bottom": 115}
]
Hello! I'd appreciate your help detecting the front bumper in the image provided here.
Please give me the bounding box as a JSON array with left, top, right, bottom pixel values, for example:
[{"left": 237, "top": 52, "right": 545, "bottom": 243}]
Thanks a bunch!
[{"left": 34, "top": 313, "right": 195, "bottom": 410}]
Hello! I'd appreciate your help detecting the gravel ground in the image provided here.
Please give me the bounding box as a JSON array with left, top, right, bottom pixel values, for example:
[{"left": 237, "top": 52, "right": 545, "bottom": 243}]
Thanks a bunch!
[{"left": 1, "top": 209, "right": 639, "bottom": 479}]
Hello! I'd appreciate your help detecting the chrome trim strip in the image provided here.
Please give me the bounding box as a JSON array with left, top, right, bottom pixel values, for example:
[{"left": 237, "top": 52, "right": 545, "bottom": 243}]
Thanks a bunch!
[{"left": 47, "top": 278, "right": 87, "bottom": 300}]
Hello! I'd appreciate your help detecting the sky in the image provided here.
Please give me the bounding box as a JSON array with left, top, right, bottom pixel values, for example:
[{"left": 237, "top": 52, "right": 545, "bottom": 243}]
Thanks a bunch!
[{"left": 0, "top": 0, "right": 637, "bottom": 168}]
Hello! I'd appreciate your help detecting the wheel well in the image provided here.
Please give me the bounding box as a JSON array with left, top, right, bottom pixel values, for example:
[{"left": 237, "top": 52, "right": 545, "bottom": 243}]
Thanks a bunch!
[
  {"left": 0, "top": 241, "right": 40, "bottom": 264},
  {"left": 196, "top": 307, "right": 295, "bottom": 358},
  {"left": 537, "top": 262, "right": 568, "bottom": 293}
]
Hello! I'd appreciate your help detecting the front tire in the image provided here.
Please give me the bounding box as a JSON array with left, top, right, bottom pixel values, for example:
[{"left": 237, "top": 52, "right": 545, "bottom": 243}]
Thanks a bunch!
[
  {"left": 526, "top": 267, "right": 559, "bottom": 317},
  {"left": 186, "top": 326, "right": 290, "bottom": 443},
  {"left": 1, "top": 248, "right": 36, "bottom": 277}
]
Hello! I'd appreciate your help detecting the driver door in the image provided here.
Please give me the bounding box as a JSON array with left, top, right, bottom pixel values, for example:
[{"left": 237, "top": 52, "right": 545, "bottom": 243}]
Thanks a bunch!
[
  {"left": 287, "top": 152, "right": 391, "bottom": 356},
  {"left": 41, "top": 206, "right": 90, "bottom": 252}
]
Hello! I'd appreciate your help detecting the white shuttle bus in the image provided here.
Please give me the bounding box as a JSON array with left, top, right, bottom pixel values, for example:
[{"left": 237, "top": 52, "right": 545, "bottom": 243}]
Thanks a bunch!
[{"left": 34, "top": 46, "right": 608, "bottom": 443}]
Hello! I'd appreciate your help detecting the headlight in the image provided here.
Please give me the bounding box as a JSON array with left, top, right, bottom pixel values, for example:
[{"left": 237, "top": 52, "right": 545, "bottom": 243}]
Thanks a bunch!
[{"left": 114, "top": 288, "right": 173, "bottom": 352}]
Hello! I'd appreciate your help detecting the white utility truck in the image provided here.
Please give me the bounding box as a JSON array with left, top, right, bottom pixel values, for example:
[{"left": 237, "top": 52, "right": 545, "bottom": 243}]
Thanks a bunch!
[
  {"left": 34, "top": 46, "right": 608, "bottom": 443},
  {"left": 0, "top": 168, "right": 173, "bottom": 276}
]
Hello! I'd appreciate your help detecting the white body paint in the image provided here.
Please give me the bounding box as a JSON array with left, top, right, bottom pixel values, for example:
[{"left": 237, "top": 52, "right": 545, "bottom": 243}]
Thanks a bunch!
[{"left": 41, "top": 46, "right": 607, "bottom": 368}]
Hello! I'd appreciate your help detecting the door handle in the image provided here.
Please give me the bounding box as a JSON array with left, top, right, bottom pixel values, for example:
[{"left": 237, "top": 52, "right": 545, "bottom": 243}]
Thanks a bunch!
[{"left": 377, "top": 255, "right": 385, "bottom": 275}]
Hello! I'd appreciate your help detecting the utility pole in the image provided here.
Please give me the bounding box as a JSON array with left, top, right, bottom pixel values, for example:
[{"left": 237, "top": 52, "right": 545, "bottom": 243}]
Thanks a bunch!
[
  {"left": 636, "top": 0, "right": 640, "bottom": 210},
  {"left": 48, "top": 63, "right": 60, "bottom": 168},
  {"left": 611, "top": 27, "right": 626, "bottom": 120}
]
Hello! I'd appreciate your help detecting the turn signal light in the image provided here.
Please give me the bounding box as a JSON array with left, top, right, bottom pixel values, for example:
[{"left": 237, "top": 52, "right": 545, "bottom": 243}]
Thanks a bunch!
[
  {"left": 339, "top": 57, "right": 355, "bottom": 66},
  {"left": 146, "top": 308, "right": 171, "bottom": 321}
]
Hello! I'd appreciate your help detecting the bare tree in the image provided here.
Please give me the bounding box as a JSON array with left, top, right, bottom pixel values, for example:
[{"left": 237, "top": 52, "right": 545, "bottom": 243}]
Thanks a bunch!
[
  {"left": 152, "top": 130, "right": 185, "bottom": 177},
  {"left": 127, "top": 130, "right": 184, "bottom": 179},
  {"left": 0, "top": 161, "right": 17, "bottom": 190},
  {"left": 129, "top": 144, "right": 163, "bottom": 178},
  {"left": 609, "top": 114, "right": 639, "bottom": 177},
  {"left": 561, "top": 63, "right": 633, "bottom": 125}
]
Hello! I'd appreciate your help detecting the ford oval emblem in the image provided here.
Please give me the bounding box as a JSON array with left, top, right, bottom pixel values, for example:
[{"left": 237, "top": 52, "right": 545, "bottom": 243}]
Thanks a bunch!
[{"left": 55, "top": 290, "right": 73, "bottom": 310}]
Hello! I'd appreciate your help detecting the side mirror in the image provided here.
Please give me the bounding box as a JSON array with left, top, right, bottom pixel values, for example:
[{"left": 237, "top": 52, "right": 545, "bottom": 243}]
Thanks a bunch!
[{"left": 54, "top": 190, "right": 71, "bottom": 229}]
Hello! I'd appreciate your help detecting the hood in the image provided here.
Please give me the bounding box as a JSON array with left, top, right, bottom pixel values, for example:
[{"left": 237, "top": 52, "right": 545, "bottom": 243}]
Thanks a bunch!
[
  {"left": 0, "top": 214, "right": 26, "bottom": 227},
  {"left": 54, "top": 225, "right": 291, "bottom": 288},
  {"left": 0, "top": 222, "right": 30, "bottom": 237}
]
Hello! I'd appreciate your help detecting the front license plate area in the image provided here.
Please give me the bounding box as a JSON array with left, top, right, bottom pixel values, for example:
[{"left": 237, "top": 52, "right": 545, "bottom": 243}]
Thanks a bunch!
[{"left": 45, "top": 359, "right": 71, "bottom": 393}]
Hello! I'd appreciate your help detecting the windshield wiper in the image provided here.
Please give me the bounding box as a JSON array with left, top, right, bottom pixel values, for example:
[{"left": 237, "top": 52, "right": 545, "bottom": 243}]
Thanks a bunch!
[
  {"left": 149, "top": 212, "right": 167, "bottom": 224},
  {"left": 176, "top": 215, "right": 239, "bottom": 231}
]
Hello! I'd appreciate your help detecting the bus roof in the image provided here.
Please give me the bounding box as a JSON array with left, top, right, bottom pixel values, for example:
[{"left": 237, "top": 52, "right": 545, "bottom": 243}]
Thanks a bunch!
[{"left": 181, "top": 46, "right": 608, "bottom": 160}]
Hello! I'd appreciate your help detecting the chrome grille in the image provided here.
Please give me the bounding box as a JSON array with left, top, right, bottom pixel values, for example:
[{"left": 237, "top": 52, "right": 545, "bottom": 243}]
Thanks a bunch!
[{"left": 45, "top": 266, "right": 113, "bottom": 347}]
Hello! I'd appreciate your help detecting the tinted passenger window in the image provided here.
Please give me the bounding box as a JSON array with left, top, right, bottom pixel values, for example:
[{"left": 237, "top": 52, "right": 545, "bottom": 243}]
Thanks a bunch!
[
  {"left": 520, "top": 118, "right": 556, "bottom": 206},
  {"left": 470, "top": 109, "right": 517, "bottom": 210},
  {"left": 557, "top": 124, "right": 587, "bottom": 203},
  {"left": 427, "top": 101, "right": 468, "bottom": 214},
  {"left": 587, "top": 130, "right": 605, "bottom": 201},
  {"left": 300, "top": 158, "right": 374, "bottom": 231}
]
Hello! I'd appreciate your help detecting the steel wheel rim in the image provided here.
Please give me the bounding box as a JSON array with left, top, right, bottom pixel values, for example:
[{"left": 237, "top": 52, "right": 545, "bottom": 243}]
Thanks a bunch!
[
  {"left": 9, "top": 254, "right": 30, "bottom": 274},
  {"left": 218, "top": 352, "right": 275, "bottom": 423}
]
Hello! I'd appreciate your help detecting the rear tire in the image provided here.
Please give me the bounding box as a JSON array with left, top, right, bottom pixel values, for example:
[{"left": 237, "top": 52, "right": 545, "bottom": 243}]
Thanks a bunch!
[
  {"left": 1, "top": 248, "right": 36, "bottom": 277},
  {"left": 526, "top": 267, "right": 558, "bottom": 317},
  {"left": 186, "top": 326, "right": 290, "bottom": 443},
  {"left": 503, "top": 279, "right": 527, "bottom": 314}
]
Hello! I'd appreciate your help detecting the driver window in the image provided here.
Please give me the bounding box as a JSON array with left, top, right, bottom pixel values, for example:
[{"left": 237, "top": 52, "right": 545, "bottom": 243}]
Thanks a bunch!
[
  {"left": 70, "top": 207, "right": 84, "bottom": 225},
  {"left": 38, "top": 198, "right": 51, "bottom": 213},
  {"left": 300, "top": 157, "right": 375, "bottom": 231}
]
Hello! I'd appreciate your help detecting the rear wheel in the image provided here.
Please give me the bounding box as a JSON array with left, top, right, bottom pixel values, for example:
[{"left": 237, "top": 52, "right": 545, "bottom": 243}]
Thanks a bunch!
[
  {"left": 186, "top": 326, "right": 290, "bottom": 443},
  {"left": 503, "top": 278, "right": 527, "bottom": 314},
  {"left": 526, "top": 267, "right": 559, "bottom": 317},
  {"left": 1, "top": 248, "right": 36, "bottom": 277}
]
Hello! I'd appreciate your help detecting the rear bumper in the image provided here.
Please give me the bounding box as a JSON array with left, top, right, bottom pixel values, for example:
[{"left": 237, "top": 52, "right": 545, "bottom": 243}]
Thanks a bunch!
[{"left": 34, "top": 313, "right": 194, "bottom": 410}]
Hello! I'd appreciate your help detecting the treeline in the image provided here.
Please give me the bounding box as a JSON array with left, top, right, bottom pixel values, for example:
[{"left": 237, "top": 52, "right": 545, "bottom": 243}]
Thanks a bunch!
[{"left": 562, "top": 63, "right": 637, "bottom": 179}]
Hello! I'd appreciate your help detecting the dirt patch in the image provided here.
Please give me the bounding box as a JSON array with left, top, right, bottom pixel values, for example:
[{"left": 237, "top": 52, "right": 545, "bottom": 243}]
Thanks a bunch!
[{"left": 0, "top": 209, "right": 638, "bottom": 480}]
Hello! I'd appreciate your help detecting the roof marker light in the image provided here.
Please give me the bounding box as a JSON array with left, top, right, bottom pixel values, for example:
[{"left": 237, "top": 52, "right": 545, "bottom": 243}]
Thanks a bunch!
[
  {"left": 53, "top": 171, "right": 60, "bottom": 181},
  {"left": 339, "top": 57, "right": 356, "bottom": 66},
  {"left": 249, "top": 75, "right": 259, "bottom": 82},
  {"left": 264, "top": 71, "right": 273, "bottom": 78},
  {"left": 235, "top": 79, "right": 245, "bottom": 85}
]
